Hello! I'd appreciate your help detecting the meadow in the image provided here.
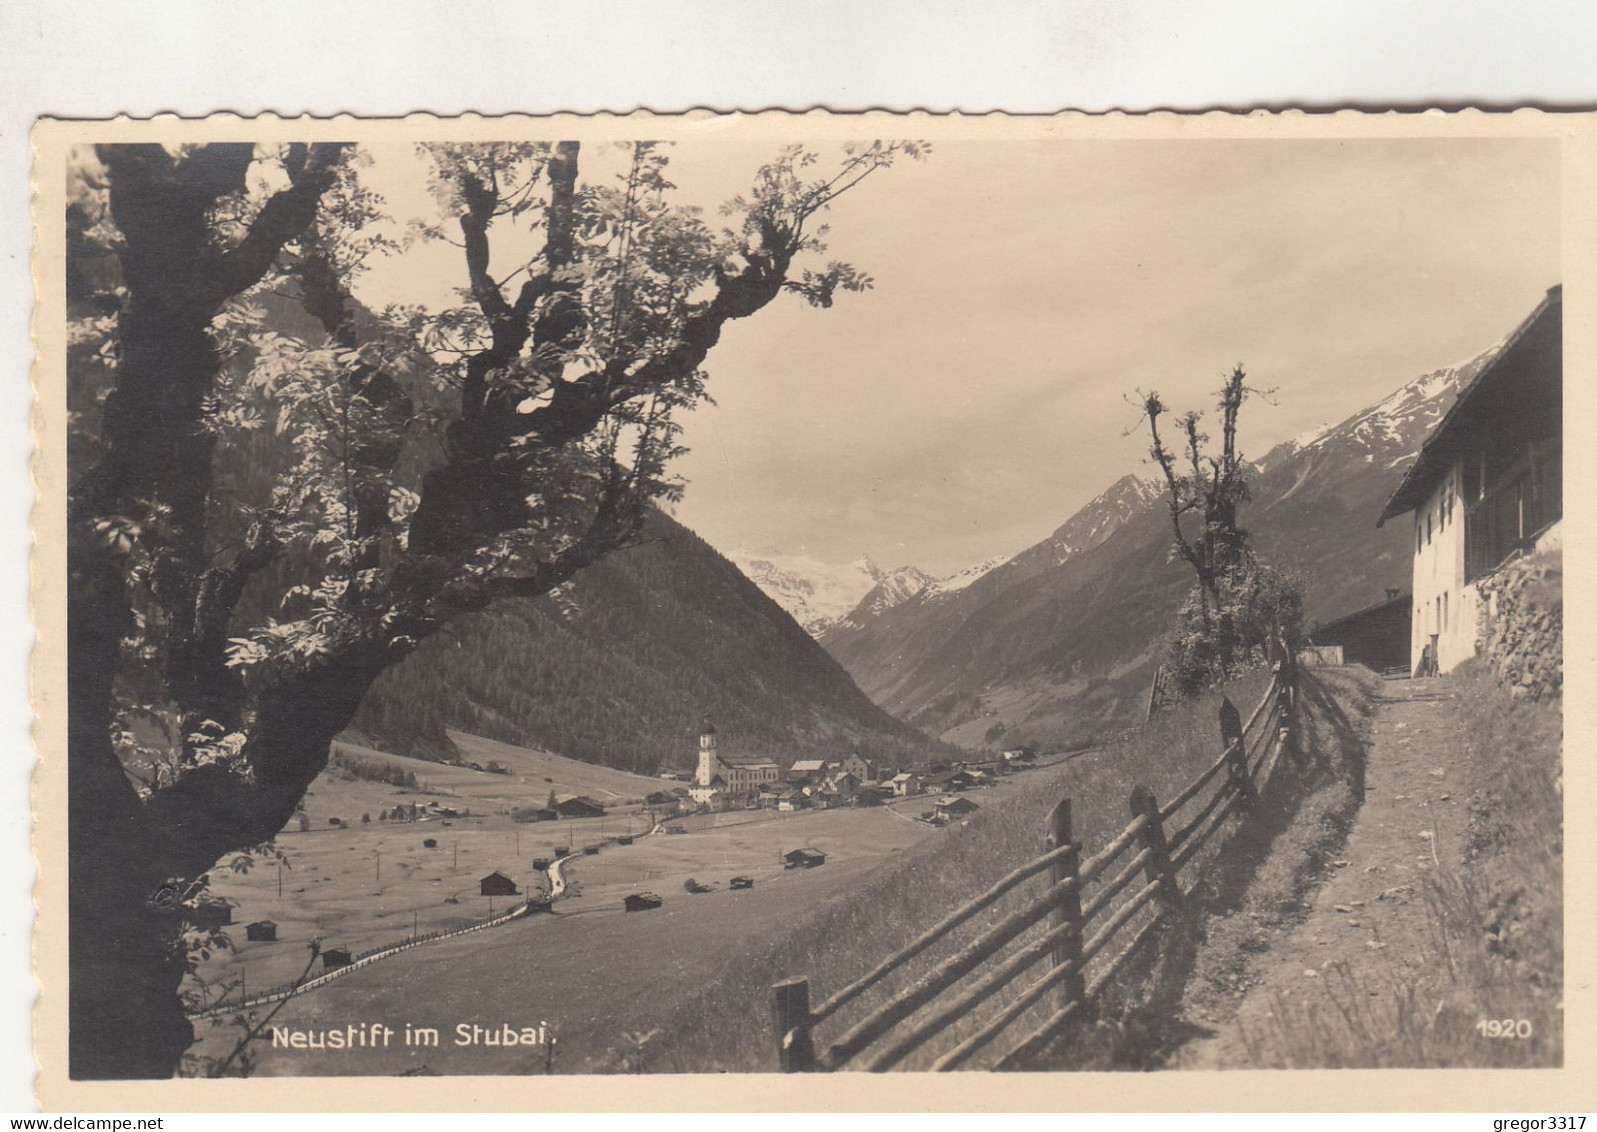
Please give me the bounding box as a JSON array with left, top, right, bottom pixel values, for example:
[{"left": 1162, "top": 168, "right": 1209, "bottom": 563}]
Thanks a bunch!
[
  {"left": 187, "top": 736, "right": 664, "bottom": 1000},
  {"left": 183, "top": 736, "right": 984, "bottom": 1073},
  {"left": 186, "top": 666, "right": 1374, "bottom": 1075}
]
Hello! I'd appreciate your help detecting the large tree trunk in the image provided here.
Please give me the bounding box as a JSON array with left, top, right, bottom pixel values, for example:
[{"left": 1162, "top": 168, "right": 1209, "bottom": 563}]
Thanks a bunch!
[
  {"left": 67, "top": 531, "right": 195, "bottom": 1077},
  {"left": 67, "top": 819, "right": 196, "bottom": 1079},
  {"left": 68, "top": 143, "right": 347, "bottom": 1079},
  {"left": 68, "top": 606, "right": 398, "bottom": 1077}
]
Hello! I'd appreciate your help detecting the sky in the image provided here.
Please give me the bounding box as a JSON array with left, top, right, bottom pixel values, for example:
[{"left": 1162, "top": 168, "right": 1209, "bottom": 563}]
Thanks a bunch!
[{"left": 356, "top": 136, "right": 1560, "bottom": 577}]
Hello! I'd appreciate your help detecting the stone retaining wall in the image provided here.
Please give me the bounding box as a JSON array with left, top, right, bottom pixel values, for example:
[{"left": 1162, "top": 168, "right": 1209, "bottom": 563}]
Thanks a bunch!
[{"left": 1473, "top": 547, "right": 1562, "bottom": 701}]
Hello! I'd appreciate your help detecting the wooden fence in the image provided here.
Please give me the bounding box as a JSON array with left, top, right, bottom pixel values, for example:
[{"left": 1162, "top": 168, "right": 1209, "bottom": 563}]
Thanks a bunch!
[
  {"left": 185, "top": 889, "right": 543, "bottom": 1021},
  {"left": 771, "top": 655, "right": 1298, "bottom": 1072}
]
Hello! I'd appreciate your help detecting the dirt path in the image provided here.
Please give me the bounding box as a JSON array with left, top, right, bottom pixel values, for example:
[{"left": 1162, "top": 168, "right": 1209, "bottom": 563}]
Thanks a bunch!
[{"left": 1172, "top": 675, "right": 1470, "bottom": 1068}]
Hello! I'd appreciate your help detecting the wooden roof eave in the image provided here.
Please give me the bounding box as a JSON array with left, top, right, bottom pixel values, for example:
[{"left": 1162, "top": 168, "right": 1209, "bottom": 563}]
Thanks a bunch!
[{"left": 1379, "top": 285, "right": 1561, "bottom": 526}]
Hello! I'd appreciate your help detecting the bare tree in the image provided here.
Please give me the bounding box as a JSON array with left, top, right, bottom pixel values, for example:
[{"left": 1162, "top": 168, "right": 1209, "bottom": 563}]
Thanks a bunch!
[{"left": 1137, "top": 366, "right": 1301, "bottom": 692}]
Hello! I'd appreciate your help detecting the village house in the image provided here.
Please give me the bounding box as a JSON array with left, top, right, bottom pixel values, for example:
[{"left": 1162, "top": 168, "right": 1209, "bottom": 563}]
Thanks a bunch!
[
  {"left": 888, "top": 771, "right": 923, "bottom": 797},
  {"left": 786, "top": 758, "right": 828, "bottom": 783},
  {"left": 774, "top": 784, "right": 810, "bottom": 812},
  {"left": 1379, "top": 286, "right": 1562, "bottom": 674},
  {"left": 921, "top": 769, "right": 959, "bottom": 793},
  {"left": 321, "top": 947, "right": 352, "bottom": 971},
  {"left": 821, "top": 770, "right": 862, "bottom": 803},
  {"left": 687, "top": 723, "right": 780, "bottom": 807},
  {"left": 839, "top": 753, "right": 872, "bottom": 781},
  {"left": 934, "top": 796, "right": 981, "bottom": 821},
  {"left": 624, "top": 892, "right": 663, "bottom": 912},
  {"left": 944, "top": 769, "right": 983, "bottom": 791}
]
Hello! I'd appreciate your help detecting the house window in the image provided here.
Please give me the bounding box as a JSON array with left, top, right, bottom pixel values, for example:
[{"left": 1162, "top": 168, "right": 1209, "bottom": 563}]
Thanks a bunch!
[
  {"left": 1442, "top": 591, "right": 1449, "bottom": 631},
  {"left": 1426, "top": 513, "right": 1432, "bottom": 546}
]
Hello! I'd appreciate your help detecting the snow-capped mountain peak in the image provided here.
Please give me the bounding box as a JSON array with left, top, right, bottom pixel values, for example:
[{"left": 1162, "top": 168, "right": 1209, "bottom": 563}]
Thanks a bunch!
[
  {"left": 922, "top": 557, "right": 1006, "bottom": 599},
  {"left": 830, "top": 565, "right": 939, "bottom": 632},
  {"left": 727, "top": 552, "right": 884, "bottom": 634},
  {"left": 1288, "top": 420, "right": 1335, "bottom": 452}
]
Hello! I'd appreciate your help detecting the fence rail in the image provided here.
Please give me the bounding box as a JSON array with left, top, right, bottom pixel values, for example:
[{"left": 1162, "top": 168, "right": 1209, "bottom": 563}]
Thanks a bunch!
[{"left": 771, "top": 647, "right": 1299, "bottom": 1072}]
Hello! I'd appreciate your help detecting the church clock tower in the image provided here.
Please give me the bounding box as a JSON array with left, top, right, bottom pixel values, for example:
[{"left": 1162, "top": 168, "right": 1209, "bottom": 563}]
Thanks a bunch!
[{"left": 695, "top": 723, "right": 719, "bottom": 787}]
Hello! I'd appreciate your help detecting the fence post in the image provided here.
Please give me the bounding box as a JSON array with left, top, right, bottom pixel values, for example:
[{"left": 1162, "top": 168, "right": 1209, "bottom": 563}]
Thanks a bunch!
[
  {"left": 1273, "top": 657, "right": 1295, "bottom": 751},
  {"left": 1278, "top": 630, "right": 1298, "bottom": 707},
  {"left": 771, "top": 976, "right": 816, "bottom": 1072},
  {"left": 1046, "top": 798, "right": 1088, "bottom": 1013},
  {"left": 1129, "top": 785, "right": 1180, "bottom": 901},
  {"left": 1218, "top": 695, "right": 1257, "bottom": 808}
]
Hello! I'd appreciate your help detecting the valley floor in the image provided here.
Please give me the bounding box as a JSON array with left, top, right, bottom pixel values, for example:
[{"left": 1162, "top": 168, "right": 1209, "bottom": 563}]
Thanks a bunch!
[{"left": 183, "top": 785, "right": 980, "bottom": 1075}]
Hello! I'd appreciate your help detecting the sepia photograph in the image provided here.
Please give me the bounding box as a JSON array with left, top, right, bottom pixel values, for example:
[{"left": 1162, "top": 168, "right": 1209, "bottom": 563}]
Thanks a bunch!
[{"left": 31, "top": 111, "right": 1578, "bottom": 1104}]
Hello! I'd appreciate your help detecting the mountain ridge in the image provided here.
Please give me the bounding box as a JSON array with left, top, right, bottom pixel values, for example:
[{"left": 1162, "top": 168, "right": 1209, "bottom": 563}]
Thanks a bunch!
[
  {"left": 820, "top": 351, "right": 1498, "bottom": 752},
  {"left": 347, "top": 513, "right": 955, "bottom": 775}
]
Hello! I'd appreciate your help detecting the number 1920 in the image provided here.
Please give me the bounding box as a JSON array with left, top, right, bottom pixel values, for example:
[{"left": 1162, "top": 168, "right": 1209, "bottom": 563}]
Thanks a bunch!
[{"left": 1476, "top": 1018, "right": 1534, "bottom": 1039}]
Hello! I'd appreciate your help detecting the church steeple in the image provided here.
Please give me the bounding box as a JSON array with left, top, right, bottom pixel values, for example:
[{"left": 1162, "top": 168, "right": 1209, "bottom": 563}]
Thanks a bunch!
[{"left": 695, "top": 722, "right": 719, "bottom": 787}]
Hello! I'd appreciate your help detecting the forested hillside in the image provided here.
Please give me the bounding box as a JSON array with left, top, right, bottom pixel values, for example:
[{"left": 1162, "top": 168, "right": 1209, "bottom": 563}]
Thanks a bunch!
[{"left": 345, "top": 509, "right": 950, "bottom": 774}]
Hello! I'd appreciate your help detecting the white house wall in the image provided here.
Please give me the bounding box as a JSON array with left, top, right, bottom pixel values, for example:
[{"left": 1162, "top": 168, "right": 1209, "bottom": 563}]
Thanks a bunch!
[{"left": 1410, "top": 462, "right": 1474, "bottom": 673}]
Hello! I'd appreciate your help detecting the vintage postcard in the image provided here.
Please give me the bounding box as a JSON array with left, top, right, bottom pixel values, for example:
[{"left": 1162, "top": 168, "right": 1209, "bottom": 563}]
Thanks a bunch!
[{"left": 30, "top": 111, "right": 1594, "bottom": 1111}]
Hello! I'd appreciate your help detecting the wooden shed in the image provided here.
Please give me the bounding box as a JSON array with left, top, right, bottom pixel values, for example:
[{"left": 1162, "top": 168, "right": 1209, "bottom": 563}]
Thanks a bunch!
[
  {"left": 730, "top": 876, "right": 756, "bottom": 890},
  {"left": 624, "top": 892, "right": 663, "bottom": 912},
  {"left": 321, "top": 947, "right": 352, "bottom": 971},
  {"left": 1309, "top": 590, "right": 1412, "bottom": 673},
  {"left": 555, "top": 795, "right": 606, "bottom": 819},
  {"left": 244, "top": 920, "right": 277, "bottom": 942},
  {"left": 783, "top": 847, "right": 827, "bottom": 869},
  {"left": 479, "top": 871, "right": 519, "bottom": 897}
]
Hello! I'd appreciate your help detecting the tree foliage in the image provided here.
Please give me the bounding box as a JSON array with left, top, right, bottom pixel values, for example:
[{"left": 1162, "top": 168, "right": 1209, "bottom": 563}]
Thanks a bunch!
[{"left": 66, "top": 137, "right": 924, "bottom": 1078}]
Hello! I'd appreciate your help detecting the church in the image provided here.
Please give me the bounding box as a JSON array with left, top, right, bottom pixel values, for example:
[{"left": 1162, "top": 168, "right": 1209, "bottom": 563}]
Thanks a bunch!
[{"left": 687, "top": 723, "right": 780, "bottom": 808}]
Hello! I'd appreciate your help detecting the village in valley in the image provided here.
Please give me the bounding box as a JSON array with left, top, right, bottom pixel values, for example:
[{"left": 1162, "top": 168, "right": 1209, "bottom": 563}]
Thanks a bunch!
[{"left": 188, "top": 717, "right": 1046, "bottom": 1028}]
